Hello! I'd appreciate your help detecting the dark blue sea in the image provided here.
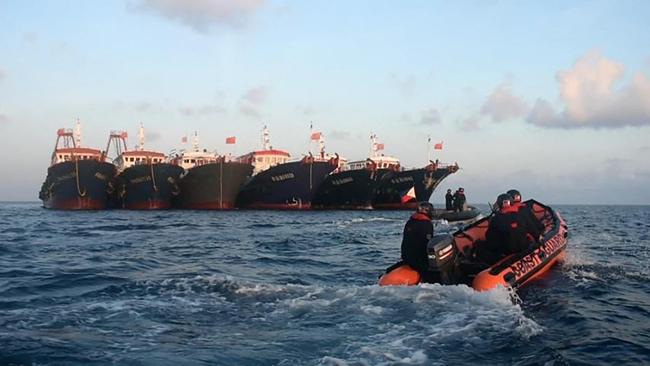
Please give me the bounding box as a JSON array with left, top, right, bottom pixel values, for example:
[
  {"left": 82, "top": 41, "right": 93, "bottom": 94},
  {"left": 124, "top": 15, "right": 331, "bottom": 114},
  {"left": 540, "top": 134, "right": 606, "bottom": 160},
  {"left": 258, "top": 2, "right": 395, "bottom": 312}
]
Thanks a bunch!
[{"left": 1, "top": 203, "right": 649, "bottom": 366}]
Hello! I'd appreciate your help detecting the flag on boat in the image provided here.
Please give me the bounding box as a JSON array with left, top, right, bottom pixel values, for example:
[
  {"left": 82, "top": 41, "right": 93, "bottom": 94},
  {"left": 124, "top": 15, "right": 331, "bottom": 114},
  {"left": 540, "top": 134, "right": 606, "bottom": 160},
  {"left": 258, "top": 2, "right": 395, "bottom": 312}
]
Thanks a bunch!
[
  {"left": 57, "top": 128, "right": 66, "bottom": 136},
  {"left": 400, "top": 186, "right": 417, "bottom": 203},
  {"left": 376, "top": 143, "right": 385, "bottom": 150},
  {"left": 434, "top": 142, "right": 443, "bottom": 150},
  {"left": 310, "top": 132, "right": 322, "bottom": 140},
  {"left": 181, "top": 136, "right": 188, "bottom": 143},
  {"left": 120, "top": 131, "right": 128, "bottom": 139},
  {"left": 226, "top": 136, "right": 236, "bottom": 144}
]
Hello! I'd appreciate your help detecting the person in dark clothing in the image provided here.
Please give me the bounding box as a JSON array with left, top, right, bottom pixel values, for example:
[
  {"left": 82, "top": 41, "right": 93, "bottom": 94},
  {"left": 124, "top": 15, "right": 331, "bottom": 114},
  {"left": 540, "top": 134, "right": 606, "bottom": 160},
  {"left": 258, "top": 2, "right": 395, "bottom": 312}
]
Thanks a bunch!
[
  {"left": 453, "top": 187, "right": 466, "bottom": 212},
  {"left": 507, "top": 189, "right": 544, "bottom": 243},
  {"left": 401, "top": 201, "right": 435, "bottom": 275},
  {"left": 475, "top": 193, "right": 532, "bottom": 265},
  {"left": 445, "top": 189, "right": 454, "bottom": 211}
]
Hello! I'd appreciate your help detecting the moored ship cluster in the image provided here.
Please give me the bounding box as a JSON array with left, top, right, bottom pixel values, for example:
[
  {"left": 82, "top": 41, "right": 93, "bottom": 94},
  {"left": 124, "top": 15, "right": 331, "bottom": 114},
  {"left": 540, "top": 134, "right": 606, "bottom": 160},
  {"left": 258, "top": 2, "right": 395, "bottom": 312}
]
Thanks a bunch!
[{"left": 39, "top": 121, "right": 459, "bottom": 210}]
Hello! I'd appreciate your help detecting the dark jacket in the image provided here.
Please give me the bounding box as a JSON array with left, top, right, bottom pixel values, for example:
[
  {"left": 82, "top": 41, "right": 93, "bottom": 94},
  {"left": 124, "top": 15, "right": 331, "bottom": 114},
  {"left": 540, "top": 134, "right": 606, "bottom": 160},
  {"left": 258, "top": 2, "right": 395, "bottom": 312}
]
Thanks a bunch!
[
  {"left": 453, "top": 191, "right": 466, "bottom": 211},
  {"left": 445, "top": 192, "right": 454, "bottom": 210},
  {"left": 485, "top": 206, "right": 531, "bottom": 257},
  {"left": 513, "top": 202, "right": 544, "bottom": 241},
  {"left": 401, "top": 213, "right": 434, "bottom": 273}
]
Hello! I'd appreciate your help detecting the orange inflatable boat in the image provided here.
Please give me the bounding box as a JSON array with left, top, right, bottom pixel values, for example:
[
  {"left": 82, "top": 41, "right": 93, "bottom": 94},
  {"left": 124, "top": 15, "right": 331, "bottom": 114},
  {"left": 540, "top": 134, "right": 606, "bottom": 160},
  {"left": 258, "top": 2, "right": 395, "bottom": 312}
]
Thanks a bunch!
[{"left": 379, "top": 200, "right": 568, "bottom": 291}]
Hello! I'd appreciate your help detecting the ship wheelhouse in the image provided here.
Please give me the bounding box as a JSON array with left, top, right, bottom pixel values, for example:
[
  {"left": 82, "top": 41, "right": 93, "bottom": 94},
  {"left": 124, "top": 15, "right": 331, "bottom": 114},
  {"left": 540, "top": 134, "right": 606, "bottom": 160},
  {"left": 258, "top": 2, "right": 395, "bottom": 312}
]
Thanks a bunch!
[
  {"left": 115, "top": 151, "right": 167, "bottom": 171},
  {"left": 237, "top": 149, "right": 291, "bottom": 175}
]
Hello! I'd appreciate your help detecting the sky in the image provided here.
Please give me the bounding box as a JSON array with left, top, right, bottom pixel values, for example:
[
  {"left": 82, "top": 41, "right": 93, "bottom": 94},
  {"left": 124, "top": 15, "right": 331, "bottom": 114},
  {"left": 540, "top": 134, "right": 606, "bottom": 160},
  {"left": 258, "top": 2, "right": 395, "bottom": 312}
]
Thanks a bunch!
[{"left": 1, "top": 0, "right": 649, "bottom": 204}]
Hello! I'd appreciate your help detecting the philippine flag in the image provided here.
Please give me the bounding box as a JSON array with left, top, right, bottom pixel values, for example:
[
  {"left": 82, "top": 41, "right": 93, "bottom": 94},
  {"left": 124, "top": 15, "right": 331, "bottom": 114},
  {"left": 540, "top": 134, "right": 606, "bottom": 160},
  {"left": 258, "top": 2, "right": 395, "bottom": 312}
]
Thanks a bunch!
[{"left": 401, "top": 186, "right": 417, "bottom": 203}]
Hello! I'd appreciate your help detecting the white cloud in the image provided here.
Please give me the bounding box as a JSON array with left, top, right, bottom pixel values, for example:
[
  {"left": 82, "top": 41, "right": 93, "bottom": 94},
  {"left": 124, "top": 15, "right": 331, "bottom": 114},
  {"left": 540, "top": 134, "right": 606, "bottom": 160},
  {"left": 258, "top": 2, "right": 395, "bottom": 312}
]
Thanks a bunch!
[
  {"left": 241, "top": 86, "right": 268, "bottom": 105},
  {"left": 178, "top": 104, "right": 225, "bottom": 116},
  {"left": 132, "top": 0, "right": 266, "bottom": 33},
  {"left": 390, "top": 74, "right": 417, "bottom": 97},
  {"left": 0, "top": 114, "right": 8, "bottom": 126},
  {"left": 458, "top": 115, "right": 480, "bottom": 131},
  {"left": 420, "top": 108, "right": 441, "bottom": 125},
  {"left": 527, "top": 50, "right": 650, "bottom": 128},
  {"left": 480, "top": 82, "right": 528, "bottom": 122},
  {"left": 329, "top": 130, "right": 350, "bottom": 140}
]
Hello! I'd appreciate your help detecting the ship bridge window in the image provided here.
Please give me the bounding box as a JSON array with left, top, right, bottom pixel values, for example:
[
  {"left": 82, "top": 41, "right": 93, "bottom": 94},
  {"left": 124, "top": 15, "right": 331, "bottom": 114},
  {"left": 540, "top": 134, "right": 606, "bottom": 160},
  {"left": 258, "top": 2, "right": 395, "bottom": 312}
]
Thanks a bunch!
[{"left": 191, "top": 159, "right": 195, "bottom": 163}]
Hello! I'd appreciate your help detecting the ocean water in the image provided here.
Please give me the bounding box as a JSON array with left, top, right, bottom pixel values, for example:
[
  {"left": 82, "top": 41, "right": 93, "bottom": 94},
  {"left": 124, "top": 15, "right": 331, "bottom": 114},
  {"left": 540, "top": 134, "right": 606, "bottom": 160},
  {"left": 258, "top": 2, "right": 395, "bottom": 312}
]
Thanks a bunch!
[{"left": 1, "top": 203, "right": 649, "bottom": 366}]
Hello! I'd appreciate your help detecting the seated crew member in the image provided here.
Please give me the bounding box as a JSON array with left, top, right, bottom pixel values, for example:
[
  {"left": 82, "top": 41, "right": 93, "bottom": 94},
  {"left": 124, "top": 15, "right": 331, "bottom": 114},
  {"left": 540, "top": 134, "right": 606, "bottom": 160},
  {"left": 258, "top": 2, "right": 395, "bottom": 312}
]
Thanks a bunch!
[
  {"left": 453, "top": 187, "right": 467, "bottom": 212},
  {"left": 445, "top": 189, "right": 454, "bottom": 211},
  {"left": 401, "top": 201, "right": 435, "bottom": 278},
  {"left": 507, "top": 189, "right": 544, "bottom": 243},
  {"left": 475, "top": 194, "right": 531, "bottom": 265}
]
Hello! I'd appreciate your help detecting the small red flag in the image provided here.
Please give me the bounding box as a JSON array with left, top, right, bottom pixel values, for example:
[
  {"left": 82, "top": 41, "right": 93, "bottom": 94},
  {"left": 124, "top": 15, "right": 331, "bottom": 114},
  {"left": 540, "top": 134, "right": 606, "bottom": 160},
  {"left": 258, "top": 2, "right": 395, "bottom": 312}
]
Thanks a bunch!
[
  {"left": 57, "top": 128, "right": 66, "bottom": 136},
  {"left": 376, "top": 143, "right": 385, "bottom": 150},
  {"left": 226, "top": 136, "right": 236, "bottom": 144},
  {"left": 181, "top": 136, "right": 188, "bottom": 143},
  {"left": 120, "top": 131, "right": 128, "bottom": 139},
  {"left": 434, "top": 142, "right": 443, "bottom": 150},
  {"left": 310, "top": 132, "right": 322, "bottom": 140}
]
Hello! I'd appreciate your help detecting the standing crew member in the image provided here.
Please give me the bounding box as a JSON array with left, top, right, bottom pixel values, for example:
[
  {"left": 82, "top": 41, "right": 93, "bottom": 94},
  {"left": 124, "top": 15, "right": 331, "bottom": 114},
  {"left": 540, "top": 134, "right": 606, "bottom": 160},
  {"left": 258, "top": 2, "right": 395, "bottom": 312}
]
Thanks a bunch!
[
  {"left": 401, "top": 202, "right": 435, "bottom": 276},
  {"left": 507, "top": 189, "right": 544, "bottom": 243},
  {"left": 476, "top": 193, "right": 531, "bottom": 264},
  {"left": 445, "top": 189, "right": 454, "bottom": 211},
  {"left": 453, "top": 188, "right": 467, "bottom": 212}
]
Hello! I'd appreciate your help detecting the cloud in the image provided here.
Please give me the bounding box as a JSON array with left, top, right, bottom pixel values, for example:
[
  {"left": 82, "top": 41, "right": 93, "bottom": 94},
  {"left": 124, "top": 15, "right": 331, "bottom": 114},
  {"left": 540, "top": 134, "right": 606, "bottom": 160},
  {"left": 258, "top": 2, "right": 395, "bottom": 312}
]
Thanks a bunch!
[
  {"left": 239, "top": 105, "right": 261, "bottom": 118},
  {"left": 23, "top": 32, "right": 38, "bottom": 44},
  {"left": 480, "top": 82, "right": 528, "bottom": 122},
  {"left": 527, "top": 50, "right": 650, "bottom": 128},
  {"left": 241, "top": 86, "right": 268, "bottom": 105},
  {"left": 238, "top": 86, "right": 267, "bottom": 118},
  {"left": 131, "top": 0, "right": 266, "bottom": 33},
  {"left": 295, "top": 104, "right": 316, "bottom": 116},
  {"left": 458, "top": 115, "right": 480, "bottom": 131},
  {"left": 390, "top": 74, "right": 417, "bottom": 97},
  {"left": 0, "top": 114, "right": 9, "bottom": 126},
  {"left": 178, "top": 104, "right": 225, "bottom": 116},
  {"left": 420, "top": 108, "right": 441, "bottom": 125},
  {"left": 329, "top": 130, "right": 350, "bottom": 140}
]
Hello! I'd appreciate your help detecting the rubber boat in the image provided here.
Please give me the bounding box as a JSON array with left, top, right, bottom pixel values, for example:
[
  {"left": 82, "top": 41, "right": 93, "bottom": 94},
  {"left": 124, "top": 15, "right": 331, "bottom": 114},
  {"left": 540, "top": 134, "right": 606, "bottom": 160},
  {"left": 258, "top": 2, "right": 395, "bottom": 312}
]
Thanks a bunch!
[
  {"left": 379, "top": 200, "right": 568, "bottom": 291},
  {"left": 431, "top": 206, "right": 481, "bottom": 223}
]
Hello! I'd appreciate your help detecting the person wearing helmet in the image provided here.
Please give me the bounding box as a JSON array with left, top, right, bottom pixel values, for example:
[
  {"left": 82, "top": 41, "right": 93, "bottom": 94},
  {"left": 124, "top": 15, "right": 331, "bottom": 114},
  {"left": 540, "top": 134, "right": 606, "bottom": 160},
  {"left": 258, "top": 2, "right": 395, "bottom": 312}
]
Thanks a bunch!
[
  {"left": 475, "top": 193, "right": 530, "bottom": 264},
  {"left": 401, "top": 201, "right": 435, "bottom": 276},
  {"left": 507, "top": 189, "right": 544, "bottom": 243},
  {"left": 453, "top": 187, "right": 466, "bottom": 212},
  {"left": 445, "top": 189, "right": 454, "bottom": 211}
]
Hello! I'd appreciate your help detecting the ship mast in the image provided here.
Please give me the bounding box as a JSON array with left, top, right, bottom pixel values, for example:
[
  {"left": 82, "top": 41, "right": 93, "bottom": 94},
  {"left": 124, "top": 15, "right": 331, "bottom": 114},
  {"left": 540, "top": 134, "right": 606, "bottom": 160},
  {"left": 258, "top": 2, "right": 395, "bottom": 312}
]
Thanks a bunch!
[
  {"left": 262, "top": 125, "right": 270, "bottom": 150},
  {"left": 74, "top": 118, "right": 82, "bottom": 147},
  {"left": 138, "top": 123, "right": 145, "bottom": 151},
  {"left": 370, "top": 133, "right": 378, "bottom": 158},
  {"left": 192, "top": 131, "right": 199, "bottom": 152}
]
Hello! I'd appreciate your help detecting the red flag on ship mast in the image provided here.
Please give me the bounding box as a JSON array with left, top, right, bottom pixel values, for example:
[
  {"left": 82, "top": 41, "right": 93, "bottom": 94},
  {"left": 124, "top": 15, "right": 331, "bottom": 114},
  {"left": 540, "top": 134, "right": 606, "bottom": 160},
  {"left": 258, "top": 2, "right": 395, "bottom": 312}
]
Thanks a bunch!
[
  {"left": 310, "top": 132, "right": 322, "bottom": 140},
  {"left": 434, "top": 142, "right": 443, "bottom": 150},
  {"left": 376, "top": 143, "right": 385, "bottom": 150},
  {"left": 226, "top": 136, "right": 236, "bottom": 144},
  {"left": 181, "top": 136, "right": 188, "bottom": 143}
]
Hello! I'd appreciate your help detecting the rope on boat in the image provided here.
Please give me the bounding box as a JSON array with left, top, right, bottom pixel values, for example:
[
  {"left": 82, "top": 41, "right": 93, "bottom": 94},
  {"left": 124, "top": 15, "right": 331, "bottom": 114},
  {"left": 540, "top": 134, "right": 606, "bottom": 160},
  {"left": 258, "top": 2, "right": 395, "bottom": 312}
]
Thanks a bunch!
[
  {"left": 150, "top": 160, "right": 158, "bottom": 192},
  {"left": 75, "top": 158, "right": 87, "bottom": 197}
]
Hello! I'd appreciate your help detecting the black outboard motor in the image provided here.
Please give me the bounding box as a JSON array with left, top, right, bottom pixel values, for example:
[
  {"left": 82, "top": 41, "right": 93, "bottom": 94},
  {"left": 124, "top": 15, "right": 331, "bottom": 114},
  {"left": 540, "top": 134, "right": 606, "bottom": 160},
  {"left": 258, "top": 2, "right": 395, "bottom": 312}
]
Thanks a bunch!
[{"left": 427, "top": 233, "right": 461, "bottom": 284}]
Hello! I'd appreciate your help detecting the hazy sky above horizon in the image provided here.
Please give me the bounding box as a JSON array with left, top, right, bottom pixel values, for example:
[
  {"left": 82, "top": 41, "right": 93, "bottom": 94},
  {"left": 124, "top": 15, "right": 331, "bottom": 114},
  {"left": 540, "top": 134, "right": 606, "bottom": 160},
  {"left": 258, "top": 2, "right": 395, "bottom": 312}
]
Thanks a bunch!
[{"left": 1, "top": 0, "right": 649, "bottom": 204}]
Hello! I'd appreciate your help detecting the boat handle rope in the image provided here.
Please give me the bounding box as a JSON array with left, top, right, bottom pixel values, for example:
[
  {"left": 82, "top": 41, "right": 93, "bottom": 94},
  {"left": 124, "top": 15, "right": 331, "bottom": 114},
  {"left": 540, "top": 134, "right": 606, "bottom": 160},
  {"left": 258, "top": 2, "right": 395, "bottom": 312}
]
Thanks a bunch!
[
  {"left": 150, "top": 160, "right": 158, "bottom": 192},
  {"left": 75, "top": 158, "right": 87, "bottom": 197}
]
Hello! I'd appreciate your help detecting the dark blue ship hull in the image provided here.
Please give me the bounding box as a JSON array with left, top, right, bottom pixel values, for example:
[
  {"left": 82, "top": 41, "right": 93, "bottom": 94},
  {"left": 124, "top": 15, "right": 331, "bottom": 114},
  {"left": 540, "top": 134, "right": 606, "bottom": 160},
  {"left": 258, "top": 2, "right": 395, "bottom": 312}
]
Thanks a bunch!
[
  {"left": 115, "top": 163, "right": 184, "bottom": 209},
  {"left": 178, "top": 162, "right": 253, "bottom": 209},
  {"left": 373, "top": 165, "right": 458, "bottom": 209},
  {"left": 39, "top": 160, "right": 117, "bottom": 210},
  {"left": 236, "top": 160, "right": 337, "bottom": 209},
  {"left": 312, "top": 168, "right": 390, "bottom": 209}
]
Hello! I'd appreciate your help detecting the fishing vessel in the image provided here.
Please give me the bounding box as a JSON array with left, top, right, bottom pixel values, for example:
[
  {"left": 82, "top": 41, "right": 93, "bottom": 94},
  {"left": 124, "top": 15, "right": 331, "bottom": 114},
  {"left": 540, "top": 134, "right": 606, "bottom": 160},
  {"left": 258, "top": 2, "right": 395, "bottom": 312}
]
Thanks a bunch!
[
  {"left": 111, "top": 124, "right": 183, "bottom": 209},
  {"left": 235, "top": 126, "right": 339, "bottom": 209},
  {"left": 312, "top": 134, "right": 400, "bottom": 209},
  {"left": 372, "top": 160, "right": 459, "bottom": 209},
  {"left": 175, "top": 133, "right": 253, "bottom": 209},
  {"left": 39, "top": 121, "right": 117, "bottom": 209}
]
